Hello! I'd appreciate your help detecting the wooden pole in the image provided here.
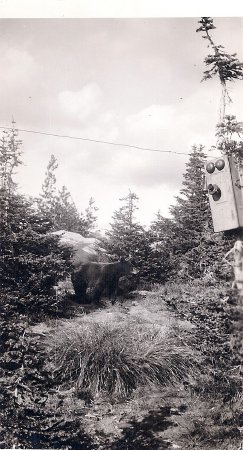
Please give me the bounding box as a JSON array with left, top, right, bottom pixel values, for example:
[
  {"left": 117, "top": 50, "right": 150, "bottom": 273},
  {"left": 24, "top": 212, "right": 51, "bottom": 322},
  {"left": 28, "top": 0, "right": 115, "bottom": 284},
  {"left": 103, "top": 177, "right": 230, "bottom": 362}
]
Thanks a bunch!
[
  {"left": 225, "top": 240, "right": 243, "bottom": 294},
  {"left": 224, "top": 240, "right": 243, "bottom": 361}
]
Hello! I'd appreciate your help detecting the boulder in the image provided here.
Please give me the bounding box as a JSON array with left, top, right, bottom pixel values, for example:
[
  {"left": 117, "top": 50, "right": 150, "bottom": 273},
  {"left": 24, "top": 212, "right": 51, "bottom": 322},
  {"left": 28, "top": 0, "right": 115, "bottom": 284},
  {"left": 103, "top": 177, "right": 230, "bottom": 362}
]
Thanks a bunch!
[{"left": 52, "top": 230, "right": 98, "bottom": 267}]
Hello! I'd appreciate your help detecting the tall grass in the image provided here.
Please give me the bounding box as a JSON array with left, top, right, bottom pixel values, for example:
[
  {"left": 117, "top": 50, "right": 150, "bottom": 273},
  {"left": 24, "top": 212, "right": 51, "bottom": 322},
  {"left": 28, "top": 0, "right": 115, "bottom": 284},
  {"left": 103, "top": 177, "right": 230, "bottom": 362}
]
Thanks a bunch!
[{"left": 45, "top": 319, "right": 198, "bottom": 398}]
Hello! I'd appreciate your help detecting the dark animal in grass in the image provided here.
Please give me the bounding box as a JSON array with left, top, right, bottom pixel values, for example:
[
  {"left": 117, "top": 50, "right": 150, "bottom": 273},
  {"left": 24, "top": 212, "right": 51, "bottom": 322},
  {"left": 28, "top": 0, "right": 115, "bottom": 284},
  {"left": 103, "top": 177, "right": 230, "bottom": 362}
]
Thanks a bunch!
[
  {"left": 117, "top": 274, "right": 137, "bottom": 298},
  {"left": 71, "top": 258, "right": 133, "bottom": 304}
]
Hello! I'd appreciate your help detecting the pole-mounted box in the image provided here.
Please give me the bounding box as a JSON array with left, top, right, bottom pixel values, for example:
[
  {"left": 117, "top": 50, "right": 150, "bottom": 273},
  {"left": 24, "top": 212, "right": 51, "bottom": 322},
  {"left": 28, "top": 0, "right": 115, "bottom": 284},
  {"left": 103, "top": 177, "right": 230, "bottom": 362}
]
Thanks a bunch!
[{"left": 205, "top": 156, "right": 243, "bottom": 232}]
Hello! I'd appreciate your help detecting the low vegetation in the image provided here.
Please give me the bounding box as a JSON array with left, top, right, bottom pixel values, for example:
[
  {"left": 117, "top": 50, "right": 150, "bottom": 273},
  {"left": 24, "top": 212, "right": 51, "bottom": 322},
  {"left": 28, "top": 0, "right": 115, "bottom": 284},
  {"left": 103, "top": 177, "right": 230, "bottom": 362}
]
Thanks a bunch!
[
  {"left": 23, "top": 281, "right": 242, "bottom": 450},
  {"left": 45, "top": 314, "right": 197, "bottom": 398}
]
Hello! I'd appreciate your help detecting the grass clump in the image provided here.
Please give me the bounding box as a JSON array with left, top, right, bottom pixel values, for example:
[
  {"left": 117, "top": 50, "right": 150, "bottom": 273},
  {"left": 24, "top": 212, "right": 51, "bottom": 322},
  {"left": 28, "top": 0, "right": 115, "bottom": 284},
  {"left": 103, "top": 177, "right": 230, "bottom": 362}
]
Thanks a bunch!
[{"left": 46, "top": 319, "right": 197, "bottom": 398}]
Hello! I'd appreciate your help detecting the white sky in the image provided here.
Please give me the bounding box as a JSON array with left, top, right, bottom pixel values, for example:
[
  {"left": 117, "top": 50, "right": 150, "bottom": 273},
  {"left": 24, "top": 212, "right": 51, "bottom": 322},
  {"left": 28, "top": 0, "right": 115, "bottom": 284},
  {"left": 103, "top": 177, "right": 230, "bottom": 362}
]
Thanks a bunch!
[{"left": 0, "top": 3, "right": 243, "bottom": 230}]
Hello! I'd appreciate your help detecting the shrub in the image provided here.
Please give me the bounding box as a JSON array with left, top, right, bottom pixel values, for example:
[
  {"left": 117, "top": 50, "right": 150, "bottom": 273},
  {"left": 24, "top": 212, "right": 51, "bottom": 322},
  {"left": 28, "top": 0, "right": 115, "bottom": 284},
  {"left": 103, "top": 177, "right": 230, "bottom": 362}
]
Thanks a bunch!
[
  {"left": 46, "top": 319, "right": 198, "bottom": 398},
  {"left": 0, "top": 326, "right": 94, "bottom": 449}
]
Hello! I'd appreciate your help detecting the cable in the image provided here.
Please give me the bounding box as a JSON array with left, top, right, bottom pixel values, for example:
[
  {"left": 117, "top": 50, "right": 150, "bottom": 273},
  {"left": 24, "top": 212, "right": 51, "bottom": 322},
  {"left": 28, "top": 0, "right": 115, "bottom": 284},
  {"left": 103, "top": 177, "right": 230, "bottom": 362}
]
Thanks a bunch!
[{"left": 0, "top": 125, "right": 189, "bottom": 156}]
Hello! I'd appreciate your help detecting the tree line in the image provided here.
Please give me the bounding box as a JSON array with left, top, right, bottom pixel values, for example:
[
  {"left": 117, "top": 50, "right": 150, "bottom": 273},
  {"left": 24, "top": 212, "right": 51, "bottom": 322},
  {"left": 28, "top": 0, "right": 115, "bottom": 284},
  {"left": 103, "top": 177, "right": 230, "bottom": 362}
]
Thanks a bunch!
[{"left": 1, "top": 122, "right": 240, "bottom": 293}]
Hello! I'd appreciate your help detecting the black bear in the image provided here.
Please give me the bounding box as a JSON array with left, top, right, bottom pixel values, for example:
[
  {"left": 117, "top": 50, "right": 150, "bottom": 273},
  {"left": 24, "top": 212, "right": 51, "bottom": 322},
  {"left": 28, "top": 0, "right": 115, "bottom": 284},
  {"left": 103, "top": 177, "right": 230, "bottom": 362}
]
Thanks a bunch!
[{"left": 71, "top": 258, "right": 133, "bottom": 304}]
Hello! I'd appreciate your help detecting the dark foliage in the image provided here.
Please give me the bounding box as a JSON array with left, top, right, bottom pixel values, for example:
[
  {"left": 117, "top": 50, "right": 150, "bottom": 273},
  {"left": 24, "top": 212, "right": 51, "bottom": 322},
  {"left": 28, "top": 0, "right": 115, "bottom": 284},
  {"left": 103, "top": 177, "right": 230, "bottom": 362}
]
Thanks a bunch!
[
  {"left": 99, "top": 190, "right": 161, "bottom": 283},
  {"left": 0, "top": 127, "right": 92, "bottom": 446},
  {"left": 147, "top": 146, "right": 227, "bottom": 283},
  {"left": 197, "top": 17, "right": 243, "bottom": 83},
  {"left": 0, "top": 191, "right": 72, "bottom": 319},
  {"left": 38, "top": 154, "right": 98, "bottom": 236},
  {"left": 161, "top": 282, "right": 241, "bottom": 401},
  {"left": 0, "top": 322, "right": 95, "bottom": 449},
  {"left": 213, "top": 115, "right": 243, "bottom": 164}
]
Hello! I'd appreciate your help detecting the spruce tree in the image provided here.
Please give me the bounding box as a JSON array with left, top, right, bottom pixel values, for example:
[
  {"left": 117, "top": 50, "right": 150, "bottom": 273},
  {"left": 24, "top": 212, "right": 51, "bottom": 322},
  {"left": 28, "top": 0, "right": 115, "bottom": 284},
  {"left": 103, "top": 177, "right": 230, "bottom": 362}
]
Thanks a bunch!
[
  {"left": 171, "top": 146, "right": 211, "bottom": 240},
  {"left": 55, "top": 185, "right": 83, "bottom": 232},
  {"left": 0, "top": 121, "right": 22, "bottom": 194},
  {"left": 197, "top": 17, "right": 243, "bottom": 164},
  {"left": 105, "top": 190, "right": 140, "bottom": 257},
  {"left": 148, "top": 145, "right": 214, "bottom": 282},
  {"left": 148, "top": 212, "right": 175, "bottom": 282},
  {"left": 82, "top": 196, "right": 98, "bottom": 236},
  {"left": 39, "top": 153, "right": 58, "bottom": 226},
  {"left": 214, "top": 115, "right": 243, "bottom": 165},
  {"left": 100, "top": 190, "right": 151, "bottom": 279},
  {"left": 169, "top": 145, "right": 213, "bottom": 278},
  {"left": 196, "top": 17, "right": 243, "bottom": 122},
  {"left": 38, "top": 155, "right": 98, "bottom": 235},
  {"left": 0, "top": 122, "right": 23, "bottom": 244}
]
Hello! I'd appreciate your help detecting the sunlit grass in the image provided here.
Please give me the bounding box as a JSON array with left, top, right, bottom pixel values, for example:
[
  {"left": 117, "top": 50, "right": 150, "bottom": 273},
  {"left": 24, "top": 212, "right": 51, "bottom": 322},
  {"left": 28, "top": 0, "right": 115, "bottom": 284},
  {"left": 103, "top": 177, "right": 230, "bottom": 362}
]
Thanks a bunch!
[{"left": 46, "top": 316, "right": 198, "bottom": 398}]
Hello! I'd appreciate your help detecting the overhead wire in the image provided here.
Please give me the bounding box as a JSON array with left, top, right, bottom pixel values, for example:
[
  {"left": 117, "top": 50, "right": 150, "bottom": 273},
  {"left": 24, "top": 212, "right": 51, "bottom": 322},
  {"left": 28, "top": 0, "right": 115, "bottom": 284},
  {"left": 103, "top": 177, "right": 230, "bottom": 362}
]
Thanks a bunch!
[{"left": 0, "top": 125, "right": 189, "bottom": 156}]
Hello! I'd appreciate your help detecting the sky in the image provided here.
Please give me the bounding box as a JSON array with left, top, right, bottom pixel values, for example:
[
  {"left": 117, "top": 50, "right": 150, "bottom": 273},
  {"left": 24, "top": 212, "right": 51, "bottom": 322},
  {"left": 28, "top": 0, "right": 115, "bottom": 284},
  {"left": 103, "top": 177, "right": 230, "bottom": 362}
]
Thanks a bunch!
[{"left": 0, "top": 13, "right": 243, "bottom": 230}]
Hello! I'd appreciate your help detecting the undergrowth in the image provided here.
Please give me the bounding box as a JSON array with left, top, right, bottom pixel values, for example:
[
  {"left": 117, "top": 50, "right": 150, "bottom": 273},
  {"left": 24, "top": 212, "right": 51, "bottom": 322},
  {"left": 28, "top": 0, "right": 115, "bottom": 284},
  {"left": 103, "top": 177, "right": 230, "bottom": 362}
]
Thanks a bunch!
[
  {"left": 3, "top": 279, "right": 242, "bottom": 449},
  {"left": 45, "top": 316, "right": 198, "bottom": 399},
  {"left": 158, "top": 280, "right": 243, "bottom": 449}
]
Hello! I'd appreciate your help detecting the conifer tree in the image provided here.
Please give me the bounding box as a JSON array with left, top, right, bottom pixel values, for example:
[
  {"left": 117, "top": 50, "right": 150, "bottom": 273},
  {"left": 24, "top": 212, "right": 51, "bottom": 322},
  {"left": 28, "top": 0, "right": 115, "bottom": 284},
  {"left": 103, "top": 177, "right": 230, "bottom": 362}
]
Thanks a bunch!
[
  {"left": 41, "top": 154, "right": 58, "bottom": 206},
  {"left": 38, "top": 155, "right": 98, "bottom": 235},
  {"left": 82, "top": 196, "right": 98, "bottom": 236},
  {"left": 55, "top": 185, "right": 83, "bottom": 232},
  {"left": 0, "top": 122, "right": 23, "bottom": 241},
  {"left": 148, "top": 146, "right": 213, "bottom": 282},
  {"left": 168, "top": 145, "right": 213, "bottom": 278},
  {"left": 38, "top": 154, "right": 59, "bottom": 228},
  {"left": 170, "top": 145, "right": 211, "bottom": 240},
  {"left": 197, "top": 17, "right": 243, "bottom": 163},
  {"left": 197, "top": 17, "right": 243, "bottom": 122},
  {"left": 102, "top": 190, "right": 139, "bottom": 257},
  {"left": 100, "top": 190, "right": 150, "bottom": 279},
  {"left": 148, "top": 212, "right": 175, "bottom": 282},
  {"left": 0, "top": 121, "right": 22, "bottom": 194}
]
